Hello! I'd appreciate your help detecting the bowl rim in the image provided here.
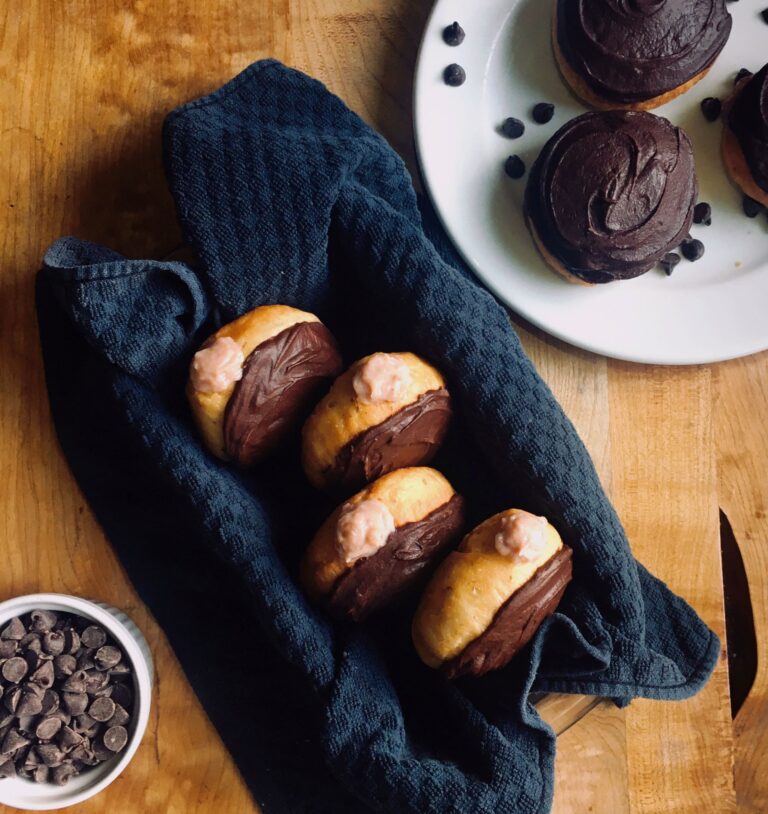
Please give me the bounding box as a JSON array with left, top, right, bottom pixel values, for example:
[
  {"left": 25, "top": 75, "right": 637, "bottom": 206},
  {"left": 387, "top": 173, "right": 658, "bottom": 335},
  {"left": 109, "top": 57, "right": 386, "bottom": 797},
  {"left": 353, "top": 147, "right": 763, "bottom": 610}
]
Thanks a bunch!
[{"left": 0, "top": 593, "right": 152, "bottom": 811}]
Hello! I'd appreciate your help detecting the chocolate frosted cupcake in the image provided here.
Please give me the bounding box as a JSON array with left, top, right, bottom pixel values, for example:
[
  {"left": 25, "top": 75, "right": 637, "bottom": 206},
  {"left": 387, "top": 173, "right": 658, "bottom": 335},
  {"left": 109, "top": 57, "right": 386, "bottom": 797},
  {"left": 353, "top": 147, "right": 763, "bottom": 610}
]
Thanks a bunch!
[
  {"left": 723, "top": 64, "right": 768, "bottom": 208},
  {"left": 554, "top": 0, "right": 732, "bottom": 110},
  {"left": 187, "top": 305, "right": 342, "bottom": 466},
  {"left": 412, "top": 509, "right": 572, "bottom": 678},
  {"left": 302, "top": 352, "right": 451, "bottom": 491},
  {"left": 525, "top": 110, "right": 698, "bottom": 284},
  {"left": 301, "top": 467, "right": 465, "bottom": 621}
]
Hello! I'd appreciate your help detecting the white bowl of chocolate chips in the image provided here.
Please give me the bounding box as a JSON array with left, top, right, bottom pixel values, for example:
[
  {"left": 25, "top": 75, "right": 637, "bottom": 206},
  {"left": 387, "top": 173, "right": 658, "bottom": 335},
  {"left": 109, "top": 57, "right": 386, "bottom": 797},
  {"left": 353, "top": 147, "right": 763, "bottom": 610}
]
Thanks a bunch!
[{"left": 0, "top": 594, "right": 152, "bottom": 810}]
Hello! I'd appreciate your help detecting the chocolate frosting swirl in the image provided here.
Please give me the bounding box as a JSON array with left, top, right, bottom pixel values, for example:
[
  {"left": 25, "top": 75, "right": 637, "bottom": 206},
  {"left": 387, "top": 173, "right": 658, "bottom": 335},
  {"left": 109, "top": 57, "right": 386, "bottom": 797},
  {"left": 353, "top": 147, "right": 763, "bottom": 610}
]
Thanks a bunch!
[
  {"left": 224, "top": 321, "right": 342, "bottom": 466},
  {"left": 525, "top": 111, "right": 697, "bottom": 283},
  {"left": 557, "top": 0, "right": 732, "bottom": 104},
  {"left": 728, "top": 63, "right": 768, "bottom": 194},
  {"left": 443, "top": 545, "right": 573, "bottom": 679},
  {"left": 327, "top": 389, "right": 451, "bottom": 491},
  {"left": 328, "top": 494, "right": 465, "bottom": 621}
]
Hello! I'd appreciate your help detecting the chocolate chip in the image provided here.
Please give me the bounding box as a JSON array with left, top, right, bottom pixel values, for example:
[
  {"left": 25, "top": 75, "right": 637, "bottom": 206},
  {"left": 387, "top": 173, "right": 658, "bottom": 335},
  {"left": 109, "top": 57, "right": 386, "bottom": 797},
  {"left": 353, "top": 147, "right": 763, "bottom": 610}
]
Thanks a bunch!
[
  {"left": 62, "top": 670, "right": 88, "bottom": 694},
  {"left": 31, "top": 660, "right": 55, "bottom": 689},
  {"left": 107, "top": 703, "right": 130, "bottom": 727},
  {"left": 2, "top": 656, "right": 28, "bottom": 684},
  {"left": 76, "top": 651, "right": 96, "bottom": 672},
  {"left": 501, "top": 117, "right": 525, "bottom": 138},
  {"left": 443, "top": 21, "right": 465, "bottom": 46},
  {"left": 63, "top": 691, "right": 90, "bottom": 716},
  {"left": 50, "top": 709, "right": 71, "bottom": 727},
  {"left": 41, "top": 689, "right": 60, "bottom": 716},
  {"left": 52, "top": 762, "right": 77, "bottom": 786},
  {"left": 693, "top": 202, "right": 712, "bottom": 225},
  {"left": 92, "top": 739, "right": 115, "bottom": 761},
  {"left": 80, "top": 626, "right": 107, "bottom": 649},
  {"left": 532, "top": 102, "right": 555, "bottom": 124},
  {"left": 743, "top": 195, "right": 764, "bottom": 217},
  {"left": 35, "top": 717, "right": 62, "bottom": 741},
  {"left": 56, "top": 726, "right": 82, "bottom": 752},
  {"left": 17, "top": 715, "right": 37, "bottom": 735},
  {"left": 1, "top": 728, "right": 30, "bottom": 755},
  {"left": 735, "top": 68, "right": 753, "bottom": 83},
  {"left": 95, "top": 646, "right": 122, "bottom": 670},
  {"left": 69, "top": 741, "right": 94, "bottom": 764},
  {"left": 681, "top": 238, "right": 705, "bottom": 261},
  {"left": 0, "top": 640, "right": 16, "bottom": 659},
  {"left": 54, "top": 654, "right": 77, "bottom": 679},
  {"left": 659, "top": 252, "right": 681, "bottom": 275},
  {"left": 73, "top": 713, "right": 96, "bottom": 734},
  {"left": 17, "top": 689, "right": 43, "bottom": 716},
  {"left": 63, "top": 628, "right": 80, "bottom": 655},
  {"left": 1, "top": 617, "right": 25, "bottom": 641},
  {"left": 84, "top": 669, "right": 109, "bottom": 695},
  {"left": 109, "top": 682, "right": 132, "bottom": 708},
  {"left": 108, "top": 662, "right": 131, "bottom": 677},
  {"left": 89, "top": 696, "right": 115, "bottom": 723},
  {"left": 36, "top": 743, "right": 64, "bottom": 767},
  {"left": 102, "top": 725, "right": 128, "bottom": 752},
  {"left": 23, "top": 649, "right": 42, "bottom": 672},
  {"left": 30, "top": 610, "right": 58, "bottom": 633},
  {"left": 443, "top": 64, "right": 466, "bottom": 87},
  {"left": 42, "top": 630, "right": 66, "bottom": 656},
  {"left": 33, "top": 764, "right": 50, "bottom": 783},
  {"left": 700, "top": 97, "right": 722, "bottom": 122},
  {"left": 3, "top": 686, "right": 21, "bottom": 715},
  {"left": 504, "top": 155, "right": 526, "bottom": 179},
  {"left": 0, "top": 757, "right": 15, "bottom": 778},
  {"left": 762, "top": 8, "right": 768, "bottom": 24}
]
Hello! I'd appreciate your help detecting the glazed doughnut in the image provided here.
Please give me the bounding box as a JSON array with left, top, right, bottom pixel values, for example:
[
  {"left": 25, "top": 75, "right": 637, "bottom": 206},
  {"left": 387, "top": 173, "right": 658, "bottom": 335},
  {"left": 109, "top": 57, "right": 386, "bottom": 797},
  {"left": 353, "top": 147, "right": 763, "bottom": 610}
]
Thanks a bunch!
[
  {"left": 553, "top": 0, "right": 731, "bottom": 110},
  {"left": 187, "top": 305, "right": 342, "bottom": 466},
  {"left": 412, "top": 509, "right": 573, "bottom": 678},
  {"left": 300, "top": 467, "right": 465, "bottom": 621},
  {"left": 722, "top": 64, "right": 768, "bottom": 209},
  {"left": 525, "top": 111, "right": 697, "bottom": 284},
  {"left": 301, "top": 352, "right": 451, "bottom": 491}
]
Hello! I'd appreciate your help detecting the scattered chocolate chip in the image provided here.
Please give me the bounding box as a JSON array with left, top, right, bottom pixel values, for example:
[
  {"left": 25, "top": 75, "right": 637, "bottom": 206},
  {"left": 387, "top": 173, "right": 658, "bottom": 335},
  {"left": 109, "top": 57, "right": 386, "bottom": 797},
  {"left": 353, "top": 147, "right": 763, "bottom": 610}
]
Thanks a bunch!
[
  {"left": 52, "top": 762, "right": 77, "bottom": 786},
  {"left": 700, "top": 97, "right": 722, "bottom": 122},
  {"left": 30, "top": 610, "right": 58, "bottom": 633},
  {"left": 33, "top": 764, "right": 50, "bottom": 784},
  {"left": 63, "top": 628, "right": 80, "bottom": 655},
  {"left": 1, "top": 657, "right": 28, "bottom": 684},
  {"left": 735, "top": 68, "right": 753, "bottom": 83},
  {"left": 16, "top": 690, "right": 43, "bottom": 717},
  {"left": 532, "top": 102, "right": 555, "bottom": 124},
  {"left": 76, "top": 651, "right": 96, "bottom": 672},
  {"left": 92, "top": 739, "right": 115, "bottom": 761},
  {"left": 102, "top": 725, "right": 128, "bottom": 753},
  {"left": 53, "top": 654, "right": 77, "bottom": 679},
  {"left": 693, "top": 202, "right": 712, "bottom": 225},
  {"left": 659, "top": 252, "right": 681, "bottom": 276},
  {"left": 89, "top": 696, "right": 116, "bottom": 723},
  {"left": 41, "top": 689, "right": 60, "bottom": 716},
  {"left": 62, "top": 691, "right": 89, "bottom": 716},
  {"left": 443, "top": 64, "right": 466, "bottom": 87},
  {"left": 0, "top": 758, "right": 15, "bottom": 778},
  {"left": 95, "top": 646, "right": 121, "bottom": 671},
  {"left": 1, "top": 618, "right": 25, "bottom": 641},
  {"left": 1, "top": 728, "right": 30, "bottom": 755},
  {"left": 35, "top": 717, "right": 62, "bottom": 741},
  {"left": 762, "top": 8, "right": 768, "bottom": 24},
  {"left": 743, "top": 195, "right": 764, "bottom": 217},
  {"left": 80, "top": 626, "right": 107, "bottom": 650},
  {"left": 501, "top": 117, "right": 525, "bottom": 138},
  {"left": 0, "top": 641, "right": 17, "bottom": 659},
  {"left": 110, "top": 683, "right": 132, "bottom": 709},
  {"left": 443, "top": 21, "right": 465, "bottom": 46},
  {"left": 36, "top": 743, "right": 64, "bottom": 767},
  {"left": 61, "top": 670, "right": 88, "bottom": 695},
  {"left": 31, "top": 660, "right": 55, "bottom": 689},
  {"left": 504, "top": 155, "right": 526, "bottom": 179},
  {"left": 56, "top": 726, "right": 82, "bottom": 752},
  {"left": 108, "top": 663, "right": 131, "bottom": 677},
  {"left": 42, "top": 631, "right": 66, "bottom": 656},
  {"left": 681, "top": 238, "right": 705, "bottom": 261},
  {"left": 3, "top": 686, "right": 21, "bottom": 715},
  {"left": 107, "top": 703, "right": 130, "bottom": 727}
]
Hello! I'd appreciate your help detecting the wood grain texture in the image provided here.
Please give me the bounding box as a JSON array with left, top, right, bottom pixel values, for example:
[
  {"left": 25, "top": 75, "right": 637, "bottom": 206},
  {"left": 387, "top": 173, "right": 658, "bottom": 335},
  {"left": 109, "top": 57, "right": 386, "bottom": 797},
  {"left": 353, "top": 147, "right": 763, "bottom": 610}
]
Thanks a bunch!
[{"left": 0, "top": 0, "right": 748, "bottom": 812}]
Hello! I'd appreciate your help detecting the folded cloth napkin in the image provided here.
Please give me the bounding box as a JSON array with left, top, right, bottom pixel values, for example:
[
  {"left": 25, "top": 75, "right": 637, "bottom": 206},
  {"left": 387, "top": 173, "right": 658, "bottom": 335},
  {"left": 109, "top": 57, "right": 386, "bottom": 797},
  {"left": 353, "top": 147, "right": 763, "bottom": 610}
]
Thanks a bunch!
[{"left": 36, "top": 60, "right": 719, "bottom": 814}]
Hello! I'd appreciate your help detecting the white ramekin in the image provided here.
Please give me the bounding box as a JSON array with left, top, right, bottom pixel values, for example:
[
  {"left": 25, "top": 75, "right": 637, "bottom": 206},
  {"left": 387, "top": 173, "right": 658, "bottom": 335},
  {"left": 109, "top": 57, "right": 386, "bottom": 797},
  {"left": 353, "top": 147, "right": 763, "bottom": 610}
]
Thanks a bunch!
[{"left": 0, "top": 593, "right": 153, "bottom": 811}]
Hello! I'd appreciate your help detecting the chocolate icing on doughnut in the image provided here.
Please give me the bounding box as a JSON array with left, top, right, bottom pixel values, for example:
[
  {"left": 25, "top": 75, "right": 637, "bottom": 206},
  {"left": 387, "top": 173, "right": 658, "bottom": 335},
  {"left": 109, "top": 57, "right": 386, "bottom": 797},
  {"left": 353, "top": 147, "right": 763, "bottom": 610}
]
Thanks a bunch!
[
  {"left": 728, "top": 64, "right": 768, "bottom": 194},
  {"left": 223, "top": 321, "right": 342, "bottom": 466},
  {"left": 525, "top": 111, "right": 697, "bottom": 283},
  {"left": 556, "top": 0, "right": 732, "bottom": 104},
  {"left": 329, "top": 494, "right": 465, "bottom": 621},
  {"left": 443, "top": 545, "right": 573, "bottom": 679},
  {"left": 326, "top": 389, "right": 451, "bottom": 490}
]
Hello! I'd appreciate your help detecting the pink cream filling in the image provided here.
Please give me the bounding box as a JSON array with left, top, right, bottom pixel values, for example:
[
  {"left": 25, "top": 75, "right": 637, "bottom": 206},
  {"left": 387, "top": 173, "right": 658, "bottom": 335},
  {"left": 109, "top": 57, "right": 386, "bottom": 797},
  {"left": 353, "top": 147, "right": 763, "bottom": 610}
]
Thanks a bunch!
[
  {"left": 352, "top": 353, "right": 412, "bottom": 404},
  {"left": 335, "top": 498, "right": 396, "bottom": 565},
  {"left": 494, "top": 511, "right": 549, "bottom": 562},
  {"left": 190, "top": 336, "right": 245, "bottom": 394}
]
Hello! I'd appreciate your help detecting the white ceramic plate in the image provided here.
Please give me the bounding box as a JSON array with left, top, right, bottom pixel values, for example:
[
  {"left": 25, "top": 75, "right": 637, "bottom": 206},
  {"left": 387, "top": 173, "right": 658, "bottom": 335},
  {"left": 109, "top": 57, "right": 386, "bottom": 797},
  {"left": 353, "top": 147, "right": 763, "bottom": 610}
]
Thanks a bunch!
[{"left": 415, "top": 0, "right": 768, "bottom": 364}]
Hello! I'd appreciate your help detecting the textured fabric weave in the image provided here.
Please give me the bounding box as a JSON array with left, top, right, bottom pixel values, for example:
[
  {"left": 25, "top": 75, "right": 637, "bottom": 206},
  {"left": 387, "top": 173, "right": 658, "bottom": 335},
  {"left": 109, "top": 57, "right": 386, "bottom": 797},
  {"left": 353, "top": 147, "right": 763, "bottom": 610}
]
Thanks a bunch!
[{"left": 37, "top": 61, "right": 718, "bottom": 814}]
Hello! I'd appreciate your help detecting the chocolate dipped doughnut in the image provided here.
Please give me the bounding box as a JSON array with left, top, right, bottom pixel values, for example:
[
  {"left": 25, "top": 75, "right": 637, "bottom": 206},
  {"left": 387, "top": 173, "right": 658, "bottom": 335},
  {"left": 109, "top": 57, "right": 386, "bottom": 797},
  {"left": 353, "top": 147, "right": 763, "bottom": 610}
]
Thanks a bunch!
[
  {"left": 554, "top": 0, "right": 732, "bottom": 110},
  {"left": 722, "top": 64, "right": 768, "bottom": 208},
  {"left": 187, "top": 305, "right": 342, "bottom": 466},
  {"left": 300, "top": 467, "right": 465, "bottom": 621},
  {"left": 412, "top": 509, "right": 573, "bottom": 678},
  {"left": 301, "top": 352, "right": 451, "bottom": 491},
  {"left": 525, "top": 110, "right": 697, "bottom": 284}
]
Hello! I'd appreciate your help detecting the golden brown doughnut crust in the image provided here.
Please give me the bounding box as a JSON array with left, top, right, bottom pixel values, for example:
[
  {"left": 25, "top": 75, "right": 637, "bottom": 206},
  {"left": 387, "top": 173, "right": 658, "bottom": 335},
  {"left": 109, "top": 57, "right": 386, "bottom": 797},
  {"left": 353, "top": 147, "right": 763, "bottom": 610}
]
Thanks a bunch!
[
  {"left": 722, "top": 83, "right": 768, "bottom": 209},
  {"left": 187, "top": 305, "right": 323, "bottom": 460},
  {"left": 301, "top": 353, "right": 447, "bottom": 489},
  {"left": 551, "top": 3, "right": 711, "bottom": 111},
  {"left": 412, "top": 510, "right": 564, "bottom": 669},
  {"left": 300, "top": 467, "right": 456, "bottom": 601}
]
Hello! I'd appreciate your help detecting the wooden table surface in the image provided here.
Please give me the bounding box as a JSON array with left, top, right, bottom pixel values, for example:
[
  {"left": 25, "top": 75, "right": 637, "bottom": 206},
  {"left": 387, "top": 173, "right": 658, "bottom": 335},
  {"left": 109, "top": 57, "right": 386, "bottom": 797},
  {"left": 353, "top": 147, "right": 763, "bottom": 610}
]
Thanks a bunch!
[{"left": 2, "top": 2, "right": 765, "bottom": 812}]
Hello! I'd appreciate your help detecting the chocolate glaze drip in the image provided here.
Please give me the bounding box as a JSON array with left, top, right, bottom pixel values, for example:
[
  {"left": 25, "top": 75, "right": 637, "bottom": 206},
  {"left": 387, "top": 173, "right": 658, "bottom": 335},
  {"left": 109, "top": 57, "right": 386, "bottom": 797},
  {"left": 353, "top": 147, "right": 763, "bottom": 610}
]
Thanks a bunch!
[
  {"left": 443, "top": 546, "right": 573, "bottom": 679},
  {"left": 557, "top": 0, "right": 731, "bottom": 104},
  {"left": 728, "top": 63, "right": 768, "bottom": 194},
  {"left": 329, "top": 494, "right": 465, "bottom": 621},
  {"left": 327, "top": 389, "right": 451, "bottom": 490},
  {"left": 525, "top": 111, "right": 697, "bottom": 283},
  {"left": 224, "top": 322, "right": 342, "bottom": 466}
]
